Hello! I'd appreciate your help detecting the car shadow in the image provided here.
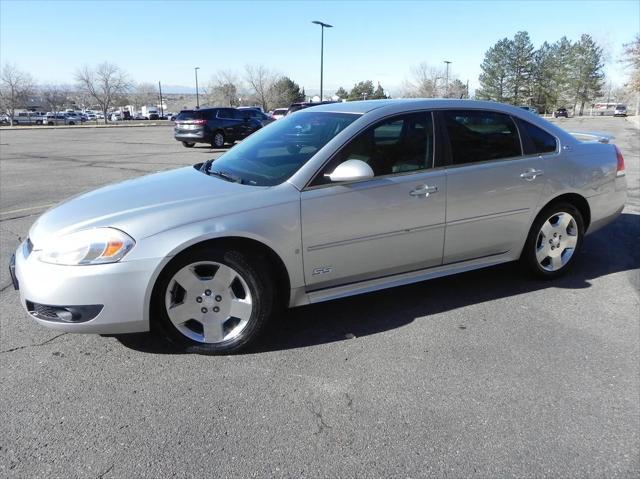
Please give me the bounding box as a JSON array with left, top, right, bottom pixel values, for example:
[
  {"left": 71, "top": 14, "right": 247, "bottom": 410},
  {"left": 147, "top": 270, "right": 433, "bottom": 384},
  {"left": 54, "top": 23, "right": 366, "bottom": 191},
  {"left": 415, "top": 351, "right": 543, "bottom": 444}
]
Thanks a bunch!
[{"left": 115, "top": 213, "right": 639, "bottom": 355}]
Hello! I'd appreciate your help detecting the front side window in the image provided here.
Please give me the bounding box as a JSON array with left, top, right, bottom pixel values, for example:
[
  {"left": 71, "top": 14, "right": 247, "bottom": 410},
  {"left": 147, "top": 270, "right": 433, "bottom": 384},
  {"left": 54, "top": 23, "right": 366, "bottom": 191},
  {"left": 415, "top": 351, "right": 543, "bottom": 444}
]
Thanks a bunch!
[
  {"left": 205, "top": 111, "right": 360, "bottom": 186},
  {"left": 312, "top": 112, "right": 434, "bottom": 186},
  {"left": 443, "top": 110, "right": 521, "bottom": 165}
]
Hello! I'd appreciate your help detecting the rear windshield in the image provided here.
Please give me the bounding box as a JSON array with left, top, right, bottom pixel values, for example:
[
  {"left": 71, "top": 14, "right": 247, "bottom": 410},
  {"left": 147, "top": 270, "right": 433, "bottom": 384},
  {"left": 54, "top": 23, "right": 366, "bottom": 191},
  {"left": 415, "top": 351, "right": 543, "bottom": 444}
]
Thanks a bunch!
[{"left": 176, "top": 111, "right": 204, "bottom": 121}]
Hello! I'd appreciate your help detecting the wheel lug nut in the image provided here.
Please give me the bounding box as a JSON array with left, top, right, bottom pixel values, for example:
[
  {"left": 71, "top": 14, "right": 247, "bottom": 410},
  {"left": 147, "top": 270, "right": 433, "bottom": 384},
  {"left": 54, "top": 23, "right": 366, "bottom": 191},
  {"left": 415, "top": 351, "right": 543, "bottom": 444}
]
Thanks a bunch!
[
  {"left": 554, "top": 233, "right": 557, "bottom": 237},
  {"left": 204, "top": 290, "right": 211, "bottom": 296},
  {"left": 201, "top": 307, "right": 208, "bottom": 313},
  {"left": 551, "top": 246, "right": 555, "bottom": 250},
  {"left": 213, "top": 306, "right": 220, "bottom": 313},
  {"left": 196, "top": 297, "right": 203, "bottom": 303},
  {"left": 215, "top": 295, "right": 222, "bottom": 302}
]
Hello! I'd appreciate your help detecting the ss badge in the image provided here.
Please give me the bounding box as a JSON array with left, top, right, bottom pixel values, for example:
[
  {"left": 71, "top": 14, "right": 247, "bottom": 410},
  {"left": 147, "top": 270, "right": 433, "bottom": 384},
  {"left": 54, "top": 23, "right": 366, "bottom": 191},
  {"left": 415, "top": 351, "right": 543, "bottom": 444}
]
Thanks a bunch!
[{"left": 312, "top": 266, "right": 333, "bottom": 276}]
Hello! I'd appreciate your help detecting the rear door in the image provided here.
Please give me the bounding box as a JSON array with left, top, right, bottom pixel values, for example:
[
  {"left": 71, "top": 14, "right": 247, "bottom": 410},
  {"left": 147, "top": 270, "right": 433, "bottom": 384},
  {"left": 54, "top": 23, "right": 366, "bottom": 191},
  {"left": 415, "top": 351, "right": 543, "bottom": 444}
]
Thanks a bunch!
[
  {"left": 216, "top": 108, "right": 242, "bottom": 140},
  {"left": 440, "top": 109, "right": 550, "bottom": 263},
  {"left": 301, "top": 111, "right": 446, "bottom": 289}
]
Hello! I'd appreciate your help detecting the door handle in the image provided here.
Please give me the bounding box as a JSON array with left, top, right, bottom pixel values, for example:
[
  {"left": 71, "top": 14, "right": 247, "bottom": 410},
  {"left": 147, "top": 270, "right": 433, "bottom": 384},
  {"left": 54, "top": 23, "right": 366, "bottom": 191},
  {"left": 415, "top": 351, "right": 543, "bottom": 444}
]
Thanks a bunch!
[
  {"left": 410, "top": 185, "right": 439, "bottom": 197},
  {"left": 520, "top": 169, "right": 544, "bottom": 181}
]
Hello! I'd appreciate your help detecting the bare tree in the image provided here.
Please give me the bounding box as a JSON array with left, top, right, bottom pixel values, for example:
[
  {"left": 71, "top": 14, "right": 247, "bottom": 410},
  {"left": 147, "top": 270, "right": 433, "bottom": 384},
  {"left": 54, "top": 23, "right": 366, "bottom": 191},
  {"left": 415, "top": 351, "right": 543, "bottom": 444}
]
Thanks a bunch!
[
  {"left": 204, "top": 70, "right": 242, "bottom": 107},
  {"left": 244, "top": 64, "right": 277, "bottom": 111},
  {"left": 41, "top": 84, "right": 70, "bottom": 114},
  {"left": 0, "top": 63, "right": 35, "bottom": 125},
  {"left": 131, "top": 82, "right": 158, "bottom": 112},
  {"left": 75, "top": 62, "right": 131, "bottom": 123},
  {"left": 403, "top": 62, "right": 445, "bottom": 98}
]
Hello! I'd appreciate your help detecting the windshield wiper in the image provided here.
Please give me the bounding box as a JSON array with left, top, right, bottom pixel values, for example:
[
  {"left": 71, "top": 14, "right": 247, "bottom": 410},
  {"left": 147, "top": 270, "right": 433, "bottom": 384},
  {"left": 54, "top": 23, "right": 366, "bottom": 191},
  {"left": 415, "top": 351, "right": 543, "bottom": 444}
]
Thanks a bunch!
[
  {"left": 200, "top": 159, "right": 243, "bottom": 183},
  {"left": 209, "top": 169, "right": 243, "bottom": 183}
]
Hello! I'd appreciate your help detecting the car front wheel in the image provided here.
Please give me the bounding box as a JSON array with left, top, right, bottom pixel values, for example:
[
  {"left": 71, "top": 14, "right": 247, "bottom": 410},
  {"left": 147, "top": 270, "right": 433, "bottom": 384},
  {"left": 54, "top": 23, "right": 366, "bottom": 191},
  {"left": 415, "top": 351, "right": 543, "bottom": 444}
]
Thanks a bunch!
[
  {"left": 154, "top": 247, "right": 274, "bottom": 354},
  {"left": 522, "top": 203, "right": 584, "bottom": 279},
  {"left": 182, "top": 141, "right": 195, "bottom": 148}
]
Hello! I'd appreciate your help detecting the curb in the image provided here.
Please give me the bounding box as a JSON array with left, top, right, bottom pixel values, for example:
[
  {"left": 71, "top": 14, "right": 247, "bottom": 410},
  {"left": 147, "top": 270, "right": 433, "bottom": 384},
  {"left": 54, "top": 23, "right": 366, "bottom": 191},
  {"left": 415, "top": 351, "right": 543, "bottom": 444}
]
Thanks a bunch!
[{"left": 0, "top": 122, "right": 174, "bottom": 131}]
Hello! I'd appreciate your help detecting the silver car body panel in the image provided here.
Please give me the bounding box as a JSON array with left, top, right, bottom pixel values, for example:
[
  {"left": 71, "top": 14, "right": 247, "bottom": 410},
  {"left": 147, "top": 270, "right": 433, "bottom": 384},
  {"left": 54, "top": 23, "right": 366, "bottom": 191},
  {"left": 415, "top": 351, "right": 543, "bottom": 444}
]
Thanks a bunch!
[{"left": 14, "top": 99, "right": 627, "bottom": 333}]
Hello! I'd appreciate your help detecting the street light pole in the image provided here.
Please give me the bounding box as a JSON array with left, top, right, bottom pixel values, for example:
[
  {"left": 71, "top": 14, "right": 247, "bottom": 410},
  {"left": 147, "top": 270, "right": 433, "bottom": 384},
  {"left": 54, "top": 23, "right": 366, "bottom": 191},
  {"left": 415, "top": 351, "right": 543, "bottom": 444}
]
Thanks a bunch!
[
  {"left": 194, "top": 67, "right": 200, "bottom": 109},
  {"left": 312, "top": 20, "right": 333, "bottom": 102},
  {"left": 444, "top": 61, "right": 452, "bottom": 97}
]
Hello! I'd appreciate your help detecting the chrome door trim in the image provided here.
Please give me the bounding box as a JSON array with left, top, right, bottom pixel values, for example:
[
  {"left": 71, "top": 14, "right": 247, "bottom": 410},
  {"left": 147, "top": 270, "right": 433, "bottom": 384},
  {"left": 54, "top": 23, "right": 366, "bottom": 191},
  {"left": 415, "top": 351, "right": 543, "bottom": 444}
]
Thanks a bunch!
[
  {"left": 306, "top": 222, "right": 446, "bottom": 252},
  {"left": 446, "top": 208, "right": 530, "bottom": 226}
]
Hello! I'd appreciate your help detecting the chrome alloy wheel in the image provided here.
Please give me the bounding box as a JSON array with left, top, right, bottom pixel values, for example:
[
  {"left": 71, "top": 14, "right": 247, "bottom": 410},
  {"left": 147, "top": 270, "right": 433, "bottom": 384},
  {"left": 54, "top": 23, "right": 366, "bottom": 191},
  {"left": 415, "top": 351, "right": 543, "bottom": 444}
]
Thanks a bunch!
[
  {"left": 165, "top": 261, "right": 253, "bottom": 344},
  {"left": 535, "top": 212, "right": 579, "bottom": 272}
]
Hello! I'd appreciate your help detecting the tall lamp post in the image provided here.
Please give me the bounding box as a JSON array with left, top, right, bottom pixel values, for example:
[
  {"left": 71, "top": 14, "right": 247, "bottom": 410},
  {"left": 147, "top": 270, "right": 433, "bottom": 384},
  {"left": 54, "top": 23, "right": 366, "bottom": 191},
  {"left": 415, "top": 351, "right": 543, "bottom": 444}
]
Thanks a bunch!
[
  {"left": 444, "top": 60, "right": 452, "bottom": 97},
  {"left": 194, "top": 67, "right": 200, "bottom": 109},
  {"left": 312, "top": 20, "right": 333, "bottom": 102}
]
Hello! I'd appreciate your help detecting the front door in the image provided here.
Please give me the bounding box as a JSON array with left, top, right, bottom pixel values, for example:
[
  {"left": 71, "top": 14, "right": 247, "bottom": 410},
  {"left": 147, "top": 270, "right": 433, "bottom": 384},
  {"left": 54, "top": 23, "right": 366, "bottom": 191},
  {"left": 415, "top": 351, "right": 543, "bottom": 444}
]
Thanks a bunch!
[{"left": 301, "top": 112, "right": 446, "bottom": 290}]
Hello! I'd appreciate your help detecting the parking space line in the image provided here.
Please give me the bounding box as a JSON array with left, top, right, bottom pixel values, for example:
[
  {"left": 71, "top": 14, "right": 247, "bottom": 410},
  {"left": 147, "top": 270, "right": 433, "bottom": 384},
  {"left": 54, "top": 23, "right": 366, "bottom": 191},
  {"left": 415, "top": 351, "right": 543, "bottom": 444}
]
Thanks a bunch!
[{"left": 0, "top": 203, "right": 56, "bottom": 216}]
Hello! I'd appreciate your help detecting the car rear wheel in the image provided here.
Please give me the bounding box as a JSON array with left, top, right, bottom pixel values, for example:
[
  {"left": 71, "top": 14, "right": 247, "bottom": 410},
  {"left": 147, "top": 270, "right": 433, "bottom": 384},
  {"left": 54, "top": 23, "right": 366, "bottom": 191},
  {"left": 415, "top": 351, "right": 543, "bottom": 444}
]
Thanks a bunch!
[
  {"left": 522, "top": 203, "right": 584, "bottom": 279},
  {"left": 154, "top": 247, "right": 274, "bottom": 354},
  {"left": 182, "top": 141, "right": 195, "bottom": 148},
  {"left": 212, "top": 131, "right": 225, "bottom": 148}
]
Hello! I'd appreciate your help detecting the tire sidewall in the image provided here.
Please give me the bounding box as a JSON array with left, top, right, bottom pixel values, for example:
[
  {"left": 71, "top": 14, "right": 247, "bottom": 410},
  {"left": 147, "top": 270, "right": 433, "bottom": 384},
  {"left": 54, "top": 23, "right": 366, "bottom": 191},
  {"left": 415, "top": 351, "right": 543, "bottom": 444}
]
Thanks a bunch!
[
  {"left": 153, "top": 247, "right": 274, "bottom": 354},
  {"left": 523, "top": 202, "right": 585, "bottom": 279}
]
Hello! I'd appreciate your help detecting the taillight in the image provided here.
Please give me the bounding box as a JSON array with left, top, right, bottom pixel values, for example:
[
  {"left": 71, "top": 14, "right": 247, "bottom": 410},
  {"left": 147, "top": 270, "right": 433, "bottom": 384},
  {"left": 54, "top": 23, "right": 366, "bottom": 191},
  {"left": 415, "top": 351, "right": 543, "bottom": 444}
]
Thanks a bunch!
[
  {"left": 615, "top": 145, "right": 625, "bottom": 177},
  {"left": 193, "top": 119, "right": 206, "bottom": 125}
]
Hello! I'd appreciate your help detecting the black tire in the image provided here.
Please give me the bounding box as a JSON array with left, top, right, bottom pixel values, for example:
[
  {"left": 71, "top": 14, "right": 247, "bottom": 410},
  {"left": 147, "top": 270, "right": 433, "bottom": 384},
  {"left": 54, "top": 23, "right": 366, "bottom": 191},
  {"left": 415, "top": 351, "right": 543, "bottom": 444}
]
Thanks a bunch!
[
  {"left": 152, "top": 247, "right": 275, "bottom": 354},
  {"left": 521, "top": 202, "right": 584, "bottom": 279},
  {"left": 182, "top": 141, "right": 195, "bottom": 148},
  {"left": 212, "top": 130, "right": 225, "bottom": 148}
]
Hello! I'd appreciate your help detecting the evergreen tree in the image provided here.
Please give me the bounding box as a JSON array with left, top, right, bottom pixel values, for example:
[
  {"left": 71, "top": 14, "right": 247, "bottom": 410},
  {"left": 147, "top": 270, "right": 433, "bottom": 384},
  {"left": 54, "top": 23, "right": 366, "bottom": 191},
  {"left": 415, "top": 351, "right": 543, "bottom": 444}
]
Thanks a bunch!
[
  {"left": 269, "top": 76, "right": 304, "bottom": 108},
  {"left": 348, "top": 80, "right": 375, "bottom": 101},
  {"left": 548, "top": 37, "right": 575, "bottom": 109},
  {"left": 335, "top": 87, "right": 348, "bottom": 99},
  {"left": 477, "top": 38, "right": 511, "bottom": 102},
  {"left": 372, "top": 82, "right": 387, "bottom": 99},
  {"left": 506, "top": 31, "right": 535, "bottom": 105},
  {"left": 570, "top": 34, "right": 604, "bottom": 115},
  {"left": 530, "top": 42, "right": 555, "bottom": 113}
]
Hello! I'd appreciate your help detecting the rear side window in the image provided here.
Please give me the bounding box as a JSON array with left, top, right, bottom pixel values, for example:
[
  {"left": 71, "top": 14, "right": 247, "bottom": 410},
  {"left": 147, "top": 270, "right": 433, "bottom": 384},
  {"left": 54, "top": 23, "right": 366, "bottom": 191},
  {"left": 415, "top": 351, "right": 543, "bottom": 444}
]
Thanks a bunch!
[
  {"left": 217, "top": 109, "right": 235, "bottom": 119},
  {"left": 517, "top": 120, "right": 557, "bottom": 154},
  {"left": 443, "top": 110, "right": 522, "bottom": 165}
]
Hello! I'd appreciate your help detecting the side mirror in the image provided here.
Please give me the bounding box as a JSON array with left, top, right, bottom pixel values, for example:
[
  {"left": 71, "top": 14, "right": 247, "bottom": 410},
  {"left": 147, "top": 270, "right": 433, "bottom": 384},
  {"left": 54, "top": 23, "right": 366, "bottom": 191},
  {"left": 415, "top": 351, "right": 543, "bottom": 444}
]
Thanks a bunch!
[{"left": 325, "top": 159, "right": 374, "bottom": 183}]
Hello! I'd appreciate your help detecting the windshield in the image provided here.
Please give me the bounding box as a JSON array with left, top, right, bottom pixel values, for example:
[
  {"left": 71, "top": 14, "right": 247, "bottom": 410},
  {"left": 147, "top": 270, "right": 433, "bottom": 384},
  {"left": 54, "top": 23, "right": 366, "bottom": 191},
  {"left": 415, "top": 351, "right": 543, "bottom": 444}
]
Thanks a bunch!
[{"left": 204, "top": 111, "right": 360, "bottom": 186}]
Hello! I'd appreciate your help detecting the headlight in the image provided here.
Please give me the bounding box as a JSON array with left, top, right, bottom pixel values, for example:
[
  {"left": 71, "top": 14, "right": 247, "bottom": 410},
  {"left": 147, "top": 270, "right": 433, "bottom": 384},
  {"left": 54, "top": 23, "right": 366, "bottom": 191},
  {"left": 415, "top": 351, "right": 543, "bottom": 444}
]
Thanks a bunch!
[{"left": 39, "top": 228, "right": 135, "bottom": 265}]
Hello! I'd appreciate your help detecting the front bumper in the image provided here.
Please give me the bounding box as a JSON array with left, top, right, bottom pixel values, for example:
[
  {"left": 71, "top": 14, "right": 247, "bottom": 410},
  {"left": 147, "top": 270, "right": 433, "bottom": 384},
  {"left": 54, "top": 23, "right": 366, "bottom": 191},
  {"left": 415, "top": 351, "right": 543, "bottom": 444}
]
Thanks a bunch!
[{"left": 13, "top": 240, "right": 161, "bottom": 334}]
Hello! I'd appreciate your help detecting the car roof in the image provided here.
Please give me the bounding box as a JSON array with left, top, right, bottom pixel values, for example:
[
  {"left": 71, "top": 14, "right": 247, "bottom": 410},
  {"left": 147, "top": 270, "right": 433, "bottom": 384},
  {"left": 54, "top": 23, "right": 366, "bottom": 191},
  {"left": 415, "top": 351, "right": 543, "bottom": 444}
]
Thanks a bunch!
[{"left": 302, "top": 98, "right": 543, "bottom": 116}]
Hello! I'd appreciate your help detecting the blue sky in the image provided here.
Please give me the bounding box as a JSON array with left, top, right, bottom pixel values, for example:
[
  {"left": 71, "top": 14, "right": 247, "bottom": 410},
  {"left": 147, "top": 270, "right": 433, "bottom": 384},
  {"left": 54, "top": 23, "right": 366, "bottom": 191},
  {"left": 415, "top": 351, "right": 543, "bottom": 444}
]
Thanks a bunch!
[{"left": 1, "top": 0, "right": 639, "bottom": 95}]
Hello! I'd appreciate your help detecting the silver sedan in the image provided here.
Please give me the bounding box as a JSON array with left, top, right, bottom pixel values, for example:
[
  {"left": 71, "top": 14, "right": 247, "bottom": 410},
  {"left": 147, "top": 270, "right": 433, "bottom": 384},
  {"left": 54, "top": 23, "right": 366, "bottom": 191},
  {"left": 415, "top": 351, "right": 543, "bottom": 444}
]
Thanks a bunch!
[{"left": 11, "top": 100, "right": 627, "bottom": 354}]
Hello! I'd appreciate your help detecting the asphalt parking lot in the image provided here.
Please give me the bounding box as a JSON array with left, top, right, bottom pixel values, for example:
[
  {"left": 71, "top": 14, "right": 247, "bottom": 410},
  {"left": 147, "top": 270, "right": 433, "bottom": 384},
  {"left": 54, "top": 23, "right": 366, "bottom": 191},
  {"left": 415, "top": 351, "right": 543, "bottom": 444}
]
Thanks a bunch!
[{"left": 1, "top": 117, "right": 638, "bottom": 478}]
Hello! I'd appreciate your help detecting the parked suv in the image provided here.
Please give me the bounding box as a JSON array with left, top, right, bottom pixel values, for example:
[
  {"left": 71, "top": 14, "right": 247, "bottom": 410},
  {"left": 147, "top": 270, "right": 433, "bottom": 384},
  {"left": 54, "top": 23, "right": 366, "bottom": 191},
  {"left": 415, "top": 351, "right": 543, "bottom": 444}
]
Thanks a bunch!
[
  {"left": 614, "top": 105, "right": 627, "bottom": 117},
  {"left": 237, "top": 107, "right": 275, "bottom": 126},
  {"left": 554, "top": 108, "right": 569, "bottom": 118},
  {"left": 174, "top": 108, "right": 263, "bottom": 148}
]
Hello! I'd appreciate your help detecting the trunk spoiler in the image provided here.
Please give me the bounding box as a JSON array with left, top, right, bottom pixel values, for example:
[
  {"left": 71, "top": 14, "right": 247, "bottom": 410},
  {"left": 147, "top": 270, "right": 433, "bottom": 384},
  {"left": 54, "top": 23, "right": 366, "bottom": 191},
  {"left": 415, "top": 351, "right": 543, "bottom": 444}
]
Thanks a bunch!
[{"left": 568, "top": 131, "right": 614, "bottom": 144}]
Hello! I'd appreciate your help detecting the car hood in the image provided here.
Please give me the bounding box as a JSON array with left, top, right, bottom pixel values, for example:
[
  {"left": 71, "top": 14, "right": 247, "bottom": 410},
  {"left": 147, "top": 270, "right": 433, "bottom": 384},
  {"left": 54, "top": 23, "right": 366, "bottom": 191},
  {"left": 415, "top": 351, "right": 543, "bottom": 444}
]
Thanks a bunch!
[{"left": 29, "top": 166, "right": 269, "bottom": 247}]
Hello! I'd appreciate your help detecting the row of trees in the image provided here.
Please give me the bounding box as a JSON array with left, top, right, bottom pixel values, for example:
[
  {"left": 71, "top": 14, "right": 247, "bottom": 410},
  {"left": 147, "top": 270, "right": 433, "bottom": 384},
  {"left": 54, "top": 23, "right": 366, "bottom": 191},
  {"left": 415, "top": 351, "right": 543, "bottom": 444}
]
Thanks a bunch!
[
  {"left": 204, "top": 66, "right": 305, "bottom": 111},
  {"left": 3, "top": 34, "right": 639, "bottom": 124},
  {"left": 477, "top": 31, "right": 607, "bottom": 114}
]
